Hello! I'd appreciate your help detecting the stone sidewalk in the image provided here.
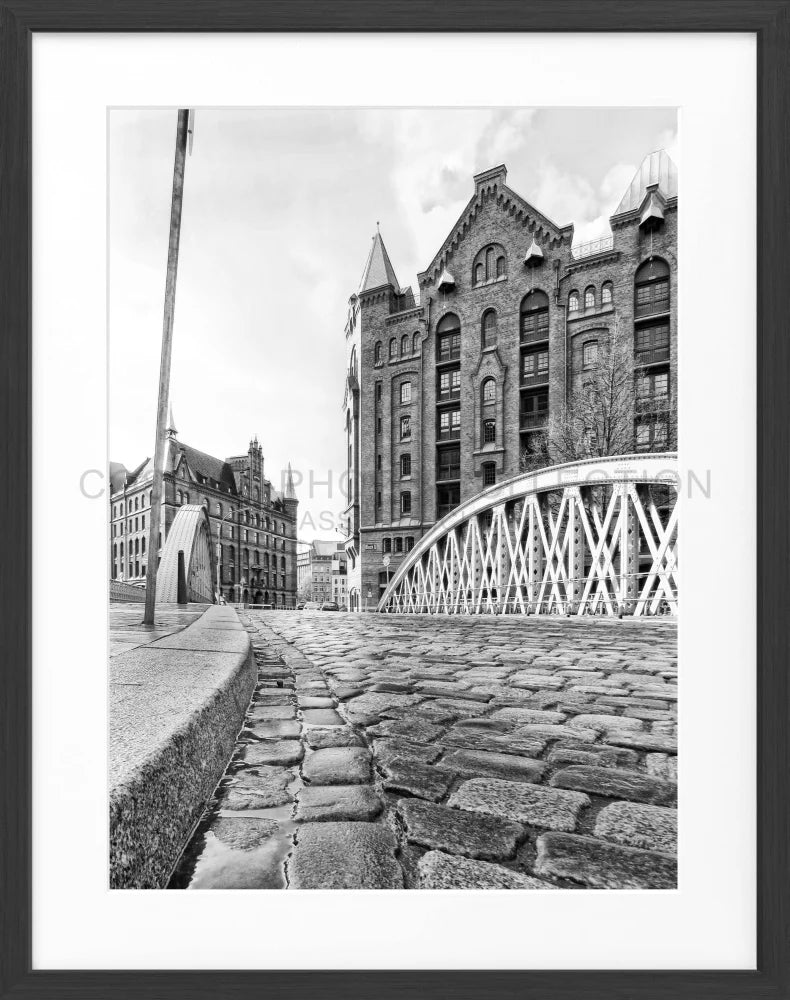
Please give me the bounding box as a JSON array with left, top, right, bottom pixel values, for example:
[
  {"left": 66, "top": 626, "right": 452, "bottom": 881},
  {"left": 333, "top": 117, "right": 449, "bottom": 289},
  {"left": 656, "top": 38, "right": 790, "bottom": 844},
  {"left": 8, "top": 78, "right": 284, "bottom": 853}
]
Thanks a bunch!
[{"left": 169, "top": 611, "right": 677, "bottom": 890}]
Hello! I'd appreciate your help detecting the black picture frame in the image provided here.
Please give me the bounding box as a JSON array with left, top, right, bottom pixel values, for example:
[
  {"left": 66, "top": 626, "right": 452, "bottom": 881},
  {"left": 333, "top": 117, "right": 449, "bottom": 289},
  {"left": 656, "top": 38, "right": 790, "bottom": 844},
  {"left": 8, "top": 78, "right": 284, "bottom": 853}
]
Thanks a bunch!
[{"left": 1, "top": 3, "right": 788, "bottom": 997}]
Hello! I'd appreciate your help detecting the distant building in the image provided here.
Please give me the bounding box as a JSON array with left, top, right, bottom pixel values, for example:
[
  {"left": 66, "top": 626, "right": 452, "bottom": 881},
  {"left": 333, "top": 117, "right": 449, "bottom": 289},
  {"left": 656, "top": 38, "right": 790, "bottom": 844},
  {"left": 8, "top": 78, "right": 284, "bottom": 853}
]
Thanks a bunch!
[
  {"left": 109, "top": 412, "right": 299, "bottom": 607},
  {"left": 341, "top": 151, "right": 678, "bottom": 607},
  {"left": 297, "top": 539, "right": 346, "bottom": 605}
]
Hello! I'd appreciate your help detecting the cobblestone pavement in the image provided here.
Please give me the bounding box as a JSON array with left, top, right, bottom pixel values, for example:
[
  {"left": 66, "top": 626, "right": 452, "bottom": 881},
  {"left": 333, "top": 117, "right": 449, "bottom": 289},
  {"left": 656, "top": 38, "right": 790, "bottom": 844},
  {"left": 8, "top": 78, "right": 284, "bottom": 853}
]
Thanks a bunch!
[{"left": 170, "top": 611, "right": 677, "bottom": 890}]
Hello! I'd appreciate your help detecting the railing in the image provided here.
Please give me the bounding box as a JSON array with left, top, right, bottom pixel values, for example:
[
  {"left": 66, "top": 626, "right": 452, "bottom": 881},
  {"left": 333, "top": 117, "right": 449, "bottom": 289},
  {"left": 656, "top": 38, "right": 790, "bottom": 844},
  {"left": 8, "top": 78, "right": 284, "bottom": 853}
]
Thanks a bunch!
[
  {"left": 378, "top": 453, "right": 678, "bottom": 618},
  {"left": 437, "top": 428, "right": 461, "bottom": 441},
  {"left": 437, "top": 388, "right": 461, "bottom": 401},
  {"left": 520, "top": 326, "right": 549, "bottom": 345},
  {"left": 521, "top": 370, "right": 549, "bottom": 387},
  {"left": 571, "top": 235, "right": 614, "bottom": 260},
  {"left": 635, "top": 345, "right": 670, "bottom": 366},
  {"left": 519, "top": 411, "right": 548, "bottom": 430}
]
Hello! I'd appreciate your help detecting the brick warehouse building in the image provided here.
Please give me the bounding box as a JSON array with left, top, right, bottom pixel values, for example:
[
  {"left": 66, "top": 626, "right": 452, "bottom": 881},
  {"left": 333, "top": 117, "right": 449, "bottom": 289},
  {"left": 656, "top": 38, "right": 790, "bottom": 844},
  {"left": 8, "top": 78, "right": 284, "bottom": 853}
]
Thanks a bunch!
[
  {"left": 342, "top": 150, "right": 677, "bottom": 609},
  {"left": 109, "top": 412, "right": 299, "bottom": 607}
]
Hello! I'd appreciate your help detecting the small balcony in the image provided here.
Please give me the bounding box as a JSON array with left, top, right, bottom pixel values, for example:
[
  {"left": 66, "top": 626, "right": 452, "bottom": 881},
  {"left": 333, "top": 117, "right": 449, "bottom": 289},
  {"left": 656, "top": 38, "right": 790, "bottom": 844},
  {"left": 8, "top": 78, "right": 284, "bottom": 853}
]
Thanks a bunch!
[
  {"left": 519, "top": 326, "right": 549, "bottom": 346},
  {"left": 520, "top": 369, "right": 549, "bottom": 388},
  {"left": 635, "top": 345, "right": 670, "bottom": 366},
  {"left": 519, "top": 410, "right": 548, "bottom": 431},
  {"left": 571, "top": 235, "right": 614, "bottom": 260},
  {"left": 635, "top": 393, "right": 671, "bottom": 414}
]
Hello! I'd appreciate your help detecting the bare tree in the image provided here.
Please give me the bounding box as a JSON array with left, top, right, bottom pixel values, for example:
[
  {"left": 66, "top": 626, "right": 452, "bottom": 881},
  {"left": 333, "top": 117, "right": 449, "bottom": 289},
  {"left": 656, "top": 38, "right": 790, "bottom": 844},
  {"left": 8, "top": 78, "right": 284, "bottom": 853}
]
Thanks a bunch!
[{"left": 548, "top": 334, "right": 635, "bottom": 462}]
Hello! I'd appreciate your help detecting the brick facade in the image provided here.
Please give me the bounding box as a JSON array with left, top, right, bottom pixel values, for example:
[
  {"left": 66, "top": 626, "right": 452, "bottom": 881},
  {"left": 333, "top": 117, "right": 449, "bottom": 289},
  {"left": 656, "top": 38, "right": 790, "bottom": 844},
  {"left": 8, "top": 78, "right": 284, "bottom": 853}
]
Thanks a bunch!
[
  {"left": 342, "top": 152, "right": 677, "bottom": 608},
  {"left": 110, "top": 425, "right": 299, "bottom": 608}
]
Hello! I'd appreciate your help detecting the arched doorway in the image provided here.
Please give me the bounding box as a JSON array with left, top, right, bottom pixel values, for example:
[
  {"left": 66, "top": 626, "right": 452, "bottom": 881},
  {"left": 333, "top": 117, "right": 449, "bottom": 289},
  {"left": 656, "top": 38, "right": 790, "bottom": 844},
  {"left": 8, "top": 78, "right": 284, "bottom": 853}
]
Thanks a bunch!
[
  {"left": 264, "top": 591, "right": 269, "bottom": 604},
  {"left": 254, "top": 590, "right": 262, "bottom": 605}
]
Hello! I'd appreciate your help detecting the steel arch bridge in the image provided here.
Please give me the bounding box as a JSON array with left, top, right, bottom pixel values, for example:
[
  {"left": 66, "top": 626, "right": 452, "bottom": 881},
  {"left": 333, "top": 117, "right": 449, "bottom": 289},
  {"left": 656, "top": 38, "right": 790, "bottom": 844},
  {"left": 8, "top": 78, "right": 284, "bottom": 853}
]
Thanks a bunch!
[
  {"left": 157, "top": 504, "right": 216, "bottom": 604},
  {"left": 377, "top": 454, "right": 678, "bottom": 618}
]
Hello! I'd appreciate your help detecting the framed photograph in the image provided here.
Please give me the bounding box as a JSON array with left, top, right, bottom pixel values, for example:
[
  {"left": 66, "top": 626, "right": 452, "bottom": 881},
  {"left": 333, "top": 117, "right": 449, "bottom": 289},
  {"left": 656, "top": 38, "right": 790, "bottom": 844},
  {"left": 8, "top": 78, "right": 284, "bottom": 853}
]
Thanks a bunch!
[{"left": 2, "top": 3, "right": 788, "bottom": 998}]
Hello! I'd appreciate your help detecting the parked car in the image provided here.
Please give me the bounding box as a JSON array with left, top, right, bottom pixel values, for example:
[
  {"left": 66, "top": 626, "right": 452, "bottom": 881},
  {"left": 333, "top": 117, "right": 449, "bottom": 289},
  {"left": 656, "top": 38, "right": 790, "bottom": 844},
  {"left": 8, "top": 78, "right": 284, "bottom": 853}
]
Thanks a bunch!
[
  {"left": 320, "top": 601, "right": 340, "bottom": 611},
  {"left": 303, "top": 601, "right": 320, "bottom": 611},
  {"left": 296, "top": 602, "right": 305, "bottom": 610}
]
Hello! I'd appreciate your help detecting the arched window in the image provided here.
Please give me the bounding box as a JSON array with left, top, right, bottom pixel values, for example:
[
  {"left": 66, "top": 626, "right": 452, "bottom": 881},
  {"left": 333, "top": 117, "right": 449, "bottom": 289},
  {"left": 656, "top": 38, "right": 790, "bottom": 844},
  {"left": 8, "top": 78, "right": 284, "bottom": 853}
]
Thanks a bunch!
[
  {"left": 584, "top": 286, "right": 595, "bottom": 310},
  {"left": 216, "top": 502, "right": 222, "bottom": 516},
  {"left": 635, "top": 257, "right": 670, "bottom": 317},
  {"left": 582, "top": 340, "right": 599, "bottom": 369},
  {"left": 412, "top": 332, "right": 420, "bottom": 353},
  {"left": 568, "top": 291, "right": 580, "bottom": 313},
  {"left": 521, "top": 290, "right": 549, "bottom": 342},
  {"left": 482, "top": 378, "right": 496, "bottom": 403},
  {"left": 483, "top": 420, "right": 496, "bottom": 443},
  {"left": 401, "top": 333, "right": 409, "bottom": 355},
  {"left": 601, "top": 281, "right": 613, "bottom": 307},
  {"left": 472, "top": 244, "right": 507, "bottom": 284},
  {"left": 436, "top": 313, "right": 461, "bottom": 362},
  {"left": 374, "top": 341, "right": 382, "bottom": 365},
  {"left": 481, "top": 309, "right": 497, "bottom": 349},
  {"left": 389, "top": 338, "right": 397, "bottom": 359}
]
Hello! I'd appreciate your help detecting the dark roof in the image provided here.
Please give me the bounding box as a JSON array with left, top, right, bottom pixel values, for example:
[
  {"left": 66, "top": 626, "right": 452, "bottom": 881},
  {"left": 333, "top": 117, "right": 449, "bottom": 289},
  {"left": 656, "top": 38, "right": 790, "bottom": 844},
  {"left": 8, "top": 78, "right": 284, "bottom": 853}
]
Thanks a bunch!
[{"left": 178, "top": 442, "right": 238, "bottom": 492}]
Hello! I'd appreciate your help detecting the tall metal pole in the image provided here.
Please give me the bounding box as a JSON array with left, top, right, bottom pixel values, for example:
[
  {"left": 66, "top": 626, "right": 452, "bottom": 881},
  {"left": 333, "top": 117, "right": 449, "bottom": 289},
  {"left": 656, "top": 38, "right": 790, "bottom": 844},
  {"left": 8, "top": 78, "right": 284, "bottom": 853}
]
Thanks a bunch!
[{"left": 143, "top": 109, "right": 190, "bottom": 626}]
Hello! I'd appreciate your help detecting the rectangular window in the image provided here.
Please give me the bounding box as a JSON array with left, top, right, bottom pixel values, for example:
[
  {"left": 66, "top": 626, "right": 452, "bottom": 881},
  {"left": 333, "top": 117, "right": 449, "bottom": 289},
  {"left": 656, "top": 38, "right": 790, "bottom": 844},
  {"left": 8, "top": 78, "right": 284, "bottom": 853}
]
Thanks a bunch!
[
  {"left": 395, "top": 537, "right": 403, "bottom": 553},
  {"left": 400, "top": 415, "right": 411, "bottom": 440},
  {"left": 520, "top": 390, "right": 549, "bottom": 429},
  {"left": 376, "top": 491, "right": 382, "bottom": 509},
  {"left": 376, "top": 381, "right": 382, "bottom": 402},
  {"left": 635, "top": 279, "right": 669, "bottom": 318},
  {"left": 400, "top": 453, "right": 411, "bottom": 477},
  {"left": 400, "top": 381, "right": 412, "bottom": 404},
  {"left": 438, "top": 409, "right": 460, "bottom": 440},
  {"left": 437, "top": 483, "right": 461, "bottom": 519},
  {"left": 520, "top": 309, "right": 549, "bottom": 342},
  {"left": 383, "top": 537, "right": 391, "bottom": 553},
  {"left": 406, "top": 536, "right": 415, "bottom": 552},
  {"left": 522, "top": 349, "right": 548, "bottom": 382},
  {"left": 377, "top": 416, "right": 382, "bottom": 435},
  {"left": 437, "top": 446, "right": 460, "bottom": 481},
  {"left": 582, "top": 341, "right": 599, "bottom": 369},
  {"left": 400, "top": 491, "right": 412, "bottom": 515},
  {"left": 437, "top": 332, "right": 461, "bottom": 362},
  {"left": 483, "top": 463, "right": 496, "bottom": 486},
  {"left": 635, "top": 324, "right": 670, "bottom": 364}
]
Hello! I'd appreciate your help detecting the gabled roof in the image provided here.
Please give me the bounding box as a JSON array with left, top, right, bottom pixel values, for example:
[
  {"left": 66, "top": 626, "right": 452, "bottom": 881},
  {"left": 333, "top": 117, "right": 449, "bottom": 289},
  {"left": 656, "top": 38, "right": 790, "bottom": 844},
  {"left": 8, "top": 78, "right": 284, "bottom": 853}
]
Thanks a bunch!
[
  {"left": 418, "top": 168, "right": 573, "bottom": 286},
  {"left": 359, "top": 230, "right": 400, "bottom": 294},
  {"left": 178, "top": 443, "right": 238, "bottom": 491},
  {"left": 613, "top": 149, "right": 678, "bottom": 216}
]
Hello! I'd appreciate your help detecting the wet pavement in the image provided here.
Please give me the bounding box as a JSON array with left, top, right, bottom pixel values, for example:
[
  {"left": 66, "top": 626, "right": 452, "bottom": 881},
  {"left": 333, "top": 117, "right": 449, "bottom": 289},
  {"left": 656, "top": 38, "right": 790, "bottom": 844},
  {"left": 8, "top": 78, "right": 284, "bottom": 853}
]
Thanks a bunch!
[
  {"left": 109, "top": 603, "right": 205, "bottom": 658},
  {"left": 169, "top": 611, "right": 677, "bottom": 890}
]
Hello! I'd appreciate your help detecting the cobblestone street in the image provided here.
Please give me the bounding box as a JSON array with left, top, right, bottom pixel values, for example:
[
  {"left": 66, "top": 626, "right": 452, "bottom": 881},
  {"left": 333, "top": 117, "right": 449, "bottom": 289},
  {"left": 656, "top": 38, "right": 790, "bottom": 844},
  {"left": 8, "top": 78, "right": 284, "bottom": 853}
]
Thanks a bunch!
[{"left": 170, "top": 611, "right": 677, "bottom": 890}]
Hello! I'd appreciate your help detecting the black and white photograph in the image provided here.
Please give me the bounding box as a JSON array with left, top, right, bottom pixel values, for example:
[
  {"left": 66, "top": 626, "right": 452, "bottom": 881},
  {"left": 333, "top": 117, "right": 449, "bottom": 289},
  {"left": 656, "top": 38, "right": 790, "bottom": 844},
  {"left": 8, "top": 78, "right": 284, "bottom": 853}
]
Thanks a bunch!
[{"left": 107, "top": 106, "right": 680, "bottom": 892}]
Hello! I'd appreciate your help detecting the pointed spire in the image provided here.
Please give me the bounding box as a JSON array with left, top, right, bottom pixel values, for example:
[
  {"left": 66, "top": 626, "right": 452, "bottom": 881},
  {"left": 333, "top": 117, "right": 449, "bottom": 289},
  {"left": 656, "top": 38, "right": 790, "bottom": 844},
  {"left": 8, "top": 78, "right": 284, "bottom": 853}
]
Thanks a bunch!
[
  {"left": 166, "top": 404, "right": 178, "bottom": 438},
  {"left": 284, "top": 463, "right": 297, "bottom": 501},
  {"left": 358, "top": 228, "right": 400, "bottom": 294}
]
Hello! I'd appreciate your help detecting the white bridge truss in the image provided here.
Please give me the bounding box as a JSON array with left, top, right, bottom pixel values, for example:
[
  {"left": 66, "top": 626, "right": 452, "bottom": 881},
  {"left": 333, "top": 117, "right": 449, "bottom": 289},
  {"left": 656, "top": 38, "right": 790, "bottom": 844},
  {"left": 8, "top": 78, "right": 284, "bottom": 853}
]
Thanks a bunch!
[{"left": 378, "top": 454, "right": 678, "bottom": 617}]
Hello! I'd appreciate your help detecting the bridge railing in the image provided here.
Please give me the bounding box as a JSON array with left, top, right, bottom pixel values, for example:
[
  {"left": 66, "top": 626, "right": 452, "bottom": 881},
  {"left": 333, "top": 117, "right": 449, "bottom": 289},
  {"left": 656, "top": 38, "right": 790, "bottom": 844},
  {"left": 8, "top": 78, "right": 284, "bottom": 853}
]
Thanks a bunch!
[{"left": 377, "top": 453, "right": 678, "bottom": 618}]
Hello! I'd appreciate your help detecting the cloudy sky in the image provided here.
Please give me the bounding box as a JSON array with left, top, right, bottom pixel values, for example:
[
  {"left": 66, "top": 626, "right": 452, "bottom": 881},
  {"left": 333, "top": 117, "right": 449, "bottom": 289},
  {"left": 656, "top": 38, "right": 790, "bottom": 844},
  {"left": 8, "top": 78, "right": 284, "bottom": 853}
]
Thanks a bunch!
[{"left": 109, "top": 107, "right": 677, "bottom": 542}]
